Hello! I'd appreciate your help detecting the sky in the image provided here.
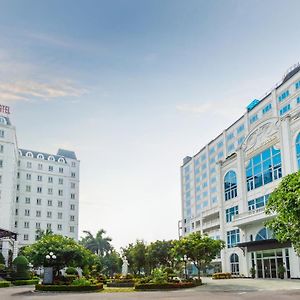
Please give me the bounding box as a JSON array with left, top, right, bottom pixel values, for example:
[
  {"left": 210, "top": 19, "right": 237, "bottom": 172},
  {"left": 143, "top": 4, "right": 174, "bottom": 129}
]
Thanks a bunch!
[{"left": 1, "top": 0, "right": 300, "bottom": 249}]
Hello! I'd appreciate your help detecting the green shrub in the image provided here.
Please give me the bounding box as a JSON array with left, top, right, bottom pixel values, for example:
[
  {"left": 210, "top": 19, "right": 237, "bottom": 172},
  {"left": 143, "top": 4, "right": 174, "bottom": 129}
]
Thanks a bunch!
[
  {"left": 151, "top": 268, "right": 168, "bottom": 284},
  {"left": 35, "top": 284, "right": 103, "bottom": 292},
  {"left": 71, "top": 277, "right": 91, "bottom": 286},
  {"left": 12, "top": 256, "right": 30, "bottom": 280},
  {"left": 212, "top": 272, "right": 232, "bottom": 279},
  {"left": 12, "top": 279, "right": 39, "bottom": 286},
  {"left": 135, "top": 282, "right": 196, "bottom": 290},
  {"left": 0, "top": 264, "right": 5, "bottom": 271},
  {"left": 0, "top": 253, "right": 5, "bottom": 265},
  {"left": 65, "top": 267, "right": 78, "bottom": 275},
  {"left": 0, "top": 281, "right": 10, "bottom": 288}
]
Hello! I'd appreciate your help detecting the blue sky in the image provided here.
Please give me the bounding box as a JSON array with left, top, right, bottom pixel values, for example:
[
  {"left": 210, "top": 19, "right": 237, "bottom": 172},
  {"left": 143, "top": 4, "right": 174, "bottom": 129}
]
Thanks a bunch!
[{"left": 1, "top": 0, "right": 300, "bottom": 248}]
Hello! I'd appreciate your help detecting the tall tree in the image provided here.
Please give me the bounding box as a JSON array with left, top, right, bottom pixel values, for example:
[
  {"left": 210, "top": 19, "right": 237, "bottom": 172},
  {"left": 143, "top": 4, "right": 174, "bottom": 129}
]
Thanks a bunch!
[
  {"left": 80, "top": 229, "right": 112, "bottom": 256},
  {"left": 172, "top": 233, "right": 225, "bottom": 279},
  {"left": 102, "top": 250, "right": 122, "bottom": 277},
  {"left": 265, "top": 171, "right": 300, "bottom": 255}
]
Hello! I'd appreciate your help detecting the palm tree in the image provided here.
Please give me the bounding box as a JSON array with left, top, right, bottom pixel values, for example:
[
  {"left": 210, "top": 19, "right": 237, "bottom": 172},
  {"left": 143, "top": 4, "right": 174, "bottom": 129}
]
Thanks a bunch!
[{"left": 80, "top": 229, "right": 112, "bottom": 256}]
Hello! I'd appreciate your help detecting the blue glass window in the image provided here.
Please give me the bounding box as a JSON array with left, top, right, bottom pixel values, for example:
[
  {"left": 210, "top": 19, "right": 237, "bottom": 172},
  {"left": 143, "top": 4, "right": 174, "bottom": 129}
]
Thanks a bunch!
[
  {"left": 195, "top": 159, "right": 200, "bottom": 166},
  {"left": 185, "top": 175, "right": 190, "bottom": 181},
  {"left": 202, "top": 172, "right": 207, "bottom": 179},
  {"left": 225, "top": 206, "right": 239, "bottom": 223},
  {"left": 296, "top": 81, "right": 300, "bottom": 89},
  {"left": 262, "top": 103, "right": 272, "bottom": 114},
  {"left": 280, "top": 103, "right": 291, "bottom": 116},
  {"left": 295, "top": 133, "right": 300, "bottom": 169},
  {"left": 217, "top": 141, "right": 223, "bottom": 148},
  {"left": 228, "top": 143, "right": 235, "bottom": 153},
  {"left": 184, "top": 165, "right": 190, "bottom": 174},
  {"left": 196, "top": 185, "right": 201, "bottom": 192},
  {"left": 212, "top": 196, "right": 218, "bottom": 203},
  {"left": 202, "top": 182, "right": 208, "bottom": 188},
  {"left": 209, "top": 147, "right": 215, "bottom": 155},
  {"left": 250, "top": 114, "right": 258, "bottom": 124},
  {"left": 246, "top": 146, "right": 282, "bottom": 192},
  {"left": 201, "top": 154, "right": 206, "bottom": 162},
  {"left": 227, "top": 229, "right": 240, "bottom": 248},
  {"left": 201, "top": 164, "right": 207, "bottom": 170},
  {"left": 227, "top": 132, "right": 234, "bottom": 141},
  {"left": 210, "top": 167, "right": 216, "bottom": 174},
  {"left": 196, "top": 176, "right": 200, "bottom": 183},
  {"left": 255, "top": 228, "right": 273, "bottom": 241},
  {"left": 203, "top": 191, "right": 208, "bottom": 198},
  {"left": 224, "top": 171, "right": 237, "bottom": 201},
  {"left": 195, "top": 168, "right": 200, "bottom": 175},
  {"left": 203, "top": 201, "right": 208, "bottom": 207},
  {"left": 237, "top": 124, "right": 245, "bottom": 134},
  {"left": 278, "top": 90, "right": 290, "bottom": 102},
  {"left": 218, "top": 151, "right": 224, "bottom": 159},
  {"left": 297, "top": 97, "right": 300, "bottom": 104},
  {"left": 211, "top": 186, "right": 217, "bottom": 193},
  {"left": 248, "top": 194, "right": 270, "bottom": 210},
  {"left": 238, "top": 136, "right": 244, "bottom": 145},
  {"left": 210, "top": 157, "right": 215, "bottom": 164},
  {"left": 211, "top": 176, "right": 216, "bottom": 183}
]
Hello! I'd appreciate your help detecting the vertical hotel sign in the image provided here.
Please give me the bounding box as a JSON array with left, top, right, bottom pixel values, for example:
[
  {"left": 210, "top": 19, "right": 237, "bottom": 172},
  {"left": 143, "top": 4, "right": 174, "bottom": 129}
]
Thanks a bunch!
[{"left": 0, "top": 105, "right": 10, "bottom": 115}]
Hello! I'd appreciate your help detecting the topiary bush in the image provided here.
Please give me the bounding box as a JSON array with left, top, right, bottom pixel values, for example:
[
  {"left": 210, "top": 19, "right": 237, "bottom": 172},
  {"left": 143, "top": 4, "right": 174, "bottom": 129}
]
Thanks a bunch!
[
  {"left": 12, "top": 279, "right": 39, "bottom": 286},
  {"left": 65, "top": 267, "right": 78, "bottom": 275},
  {"left": 212, "top": 272, "right": 232, "bottom": 279},
  {"left": 0, "top": 281, "right": 10, "bottom": 288},
  {"left": 12, "top": 256, "right": 30, "bottom": 280}
]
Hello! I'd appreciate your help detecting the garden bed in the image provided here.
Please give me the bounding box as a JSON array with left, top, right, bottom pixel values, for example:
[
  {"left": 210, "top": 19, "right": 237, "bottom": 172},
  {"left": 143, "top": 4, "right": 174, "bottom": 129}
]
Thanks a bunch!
[
  {"left": 12, "top": 279, "right": 40, "bottom": 286},
  {"left": 135, "top": 282, "right": 196, "bottom": 290},
  {"left": 35, "top": 283, "right": 103, "bottom": 292},
  {"left": 0, "top": 281, "right": 10, "bottom": 288}
]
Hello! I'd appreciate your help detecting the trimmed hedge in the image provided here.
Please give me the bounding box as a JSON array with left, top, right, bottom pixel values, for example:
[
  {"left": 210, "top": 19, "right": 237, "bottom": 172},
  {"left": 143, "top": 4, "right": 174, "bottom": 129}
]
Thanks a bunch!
[
  {"left": 12, "top": 279, "right": 40, "bottom": 286},
  {"left": 35, "top": 283, "right": 103, "bottom": 292},
  {"left": 135, "top": 282, "right": 196, "bottom": 290},
  {"left": 107, "top": 282, "right": 134, "bottom": 287},
  {"left": 0, "top": 281, "right": 10, "bottom": 288},
  {"left": 212, "top": 272, "right": 232, "bottom": 279}
]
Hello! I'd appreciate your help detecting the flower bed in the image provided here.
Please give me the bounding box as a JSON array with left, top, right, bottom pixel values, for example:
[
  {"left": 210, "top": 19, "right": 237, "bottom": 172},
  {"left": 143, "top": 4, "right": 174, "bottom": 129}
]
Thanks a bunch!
[
  {"left": 135, "top": 282, "right": 196, "bottom": 290},
  {"left": 35, "top": 283, "right": 103, "bottom": 292},
  {"left": 212, "top": 272, "right": 232, "bottom": 279},
  {"left": 12, "top": 279, "right": 40, "bottom": 286},
  {"left": 0, "top": 281, "right": 10, "bottom": 288}
]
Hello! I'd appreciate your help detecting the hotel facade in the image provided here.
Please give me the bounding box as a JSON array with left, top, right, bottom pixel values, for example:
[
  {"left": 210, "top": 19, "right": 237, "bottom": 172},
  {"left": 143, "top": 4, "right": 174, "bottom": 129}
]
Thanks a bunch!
[
  {"left": 0, "top": 113, "right": 79, "bottom": 264},
  {"left": 180, "top": 64, "right": 300, "bottom": 279}
]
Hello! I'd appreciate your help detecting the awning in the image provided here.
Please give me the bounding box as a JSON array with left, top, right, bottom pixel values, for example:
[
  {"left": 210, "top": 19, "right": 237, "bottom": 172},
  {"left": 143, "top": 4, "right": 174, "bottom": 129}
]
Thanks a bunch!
[
  {"left": 0, "top": 228, "right": 17, "bottom": 240},
  {"left": 237, "top": 239, "right": 291, "bottom": 252}
]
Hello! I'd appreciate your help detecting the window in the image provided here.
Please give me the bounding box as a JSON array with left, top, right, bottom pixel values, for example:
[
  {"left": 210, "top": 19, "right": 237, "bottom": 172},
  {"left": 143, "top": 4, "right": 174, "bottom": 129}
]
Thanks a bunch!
[
  {"left": 25, "top": 209, "right": 30, "bottom": 216},
  {"left": 262, "top": 103, "right": 272, "bottom": 114},
  {"left": 24, "top": 234, "right": 29, "bottom": 241},
  {"left": 48, "top": 176, "right": 53, "bottom": 183},
  {"left": 280, "top": 103, "right": 291, "bottom": 116},
  {"left": 227, "top": 229, "right": 240, "bottom": 248},
  {"left": 47, "top": 200, "right": 52, "bottom": 206},
  {"left": 296, "top": 80, "right": 300, "bottom": 89},
  {"left": 58, "top": 212, "right": 63, "bottom": 219},
  {"left": 36, "top": 210, "right": 41, "bottom": 217},
  {"left": 217, "top": 141, "right": 223, "bottom": 148},
  {"left": 209, "top": 147, "right": 215, "bottom": 155},
  {"left": 70, "top": 204, "right": 75, "bottom": 210},
  {"left": 14, "top": 221, "right": 18, "bottom": 228},
  {"left": 59, "top": 167, "right": 64, "bottom": 173},
  {"left": 227, "top": 132, "right": 234, "bottom": 141},
  {"left": 230, "top": 253, "right": 239, "bottom": 275},
  {"left": 26, "top": 185, "right": 31, "bottom": 192},
  {"left": 38, "top": 163, "right": 43, "bottom": 170},
  {"left": 47, "top": 223, "right": 52, "bottom": 230},
  {"left": 26, "top": 152, "right": 33, "bottom": 158},
  {"left": 0, "top": 145, "right": 4, "bottom": 153},
  {"left": 250, "top": 114, "right": 258, "bottom": 124},
  {"left": 227, "top": 143, "right": 235, "bottom": 153},
  {"left": 37, "top": 187, "right": 42, "bottom": 193},
  {"left": 25, "top": 197, "right": 30, "bottom": 204},
  {"left": 15, "top": 209, "right": 18, "bottom": 216},
  {"left": 48, "top": 156, "right": 55, "bottom": 161},
  {"left": 248, "top": 194, "right": 270, "bottom": 210},
  {"left": 58, "top": 157, "right": 65, "bottom": 163},
  {"left": 57, "top": 224, "right": 62, "bottom": 231},
  {"left": 48, "top": 188, "right": 53, "bottom": 195},
  {"left": 24, "top": 221, "right": 29, "bottom": 228},
  {"left": 26, "top": 173, "right": 31, "bottom": 180},
  {"left": 59, "top": 178, "right": 63, "bottom": 185},
  {"left": 58, "top": 189, "right": 63, "bottom": 196},
  {"left": 224, "top": 171, "right": 237, "bottom": 201},
  {"left": 36, "top": 223, "right": 41, "bottom": 229},
  {"left": 37, "top": 154, "right": 44, "bottom": 160},
  {"left": 70, "top": 226, "right": 75, "bottom": 233},
  {"left": 246, "top": 146, "right": 282, "bottom": 191},
  {"left": 278, "top": 90, "right": 290, "bottom": 102},
  {"left": 36, "top": 198, "right": 42, "bottom": 205},
  {"left": 217, "top": 151, "right": 223, "bottom": 159},
  {"left": 226, "top": 206, "right": 239, "bottom": 223},
  {"left": 27, "top": 162, "right": 32, "bottom": 168},
  {"left": 297, "top": 97, "right": 300, "bottom": 104},
  {"left": 209, "top": 157, "right": 215, "bottom": 164},
  {"left": 70, "top": 193, "right": 75, "bottom": 199},
  {"left": 37, "top": 175, "right": 42, "bottom": 181},
  {"left": 296, "top": 133, "right": 300, "bottom": 169},
  {"left": 71, "top": 172, "right": 76, "bottom": 178},
  {"left": 238, "top": 136, "right": 244, "bottom": 145},
  {"left": 48, "top": 166, "right": 53, "bottom": 172},
  {"left": 0, "top": 130, "right": 4, "bottom": 138},
  {"left": 255, "top": 228, "right": 273, "bottom": 241},
  {"left": 71, "top": 162, "right": 76, "bottom": 167},
  {"left": 47, "top": 211, "right": 52, "bottom": 218},
  {"left": 237, "top": 124, "right": 245, "bottom": 134},
  {"left": 16, "top": 196, "right": 19, "bottom": 203},
  {"left": 58, "top": 201, "right": 63, "bottom": 207},
  {"left": 70, "top": 215, "right": 75, "bottom": 221}
]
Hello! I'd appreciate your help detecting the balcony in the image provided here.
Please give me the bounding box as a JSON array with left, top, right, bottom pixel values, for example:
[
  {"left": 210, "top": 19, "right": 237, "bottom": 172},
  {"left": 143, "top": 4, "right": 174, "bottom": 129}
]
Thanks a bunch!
[
  {"left": 201, "top": 206, "right": 219, "bottom": 218},
  {"left": 232, "top": 207, "right": 275, "bottom": 227},
  {"left": 202, "top": 219, "right": 220, "bottom": 231}
]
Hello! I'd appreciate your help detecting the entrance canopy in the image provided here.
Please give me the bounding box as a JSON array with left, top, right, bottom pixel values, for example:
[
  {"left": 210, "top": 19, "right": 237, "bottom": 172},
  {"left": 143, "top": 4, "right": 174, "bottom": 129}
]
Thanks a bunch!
[
  {"left": 0, "top": 228, "right": 17, "bottom": 240},
  {"left": 237, "top": 239, "right": 291, "bottom": 252}
]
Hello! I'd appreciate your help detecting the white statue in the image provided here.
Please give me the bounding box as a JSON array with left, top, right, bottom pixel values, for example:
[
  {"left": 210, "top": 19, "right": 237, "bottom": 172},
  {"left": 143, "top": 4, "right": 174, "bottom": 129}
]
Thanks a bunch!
[{"left": 122, "top": 258, "right": 129, "bottom": 276}]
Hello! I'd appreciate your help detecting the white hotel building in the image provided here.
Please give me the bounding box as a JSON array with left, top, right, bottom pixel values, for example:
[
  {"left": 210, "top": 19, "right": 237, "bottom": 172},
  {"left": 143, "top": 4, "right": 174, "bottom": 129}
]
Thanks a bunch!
[
  {"left": 180, "top": 64, "right": 300, "bottom": 279},
  {"left": 0, "top": 114, "right": 79, "bottom": 263}
]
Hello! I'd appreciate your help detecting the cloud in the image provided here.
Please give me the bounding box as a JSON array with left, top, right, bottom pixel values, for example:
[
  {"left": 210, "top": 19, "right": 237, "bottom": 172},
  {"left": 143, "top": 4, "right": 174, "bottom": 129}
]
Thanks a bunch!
[{"left": 0, "top": 80, "right": 87, "bottom": 102}]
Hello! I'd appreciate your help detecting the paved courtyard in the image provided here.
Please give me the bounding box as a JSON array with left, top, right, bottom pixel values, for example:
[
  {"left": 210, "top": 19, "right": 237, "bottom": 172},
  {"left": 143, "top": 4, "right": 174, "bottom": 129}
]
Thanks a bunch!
[{"left": 1, "top": 278, "right": 300, "bottom": 300}]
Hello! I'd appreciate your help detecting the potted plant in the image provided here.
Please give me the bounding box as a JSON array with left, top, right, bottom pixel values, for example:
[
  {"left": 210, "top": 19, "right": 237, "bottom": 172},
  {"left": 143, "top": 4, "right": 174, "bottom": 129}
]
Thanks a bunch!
[
  {"left": 277, "top": 265, "right": 286, "bottom": 279},
  {"left": 249, "top": 267, "right": 256, "bottom": 279}
]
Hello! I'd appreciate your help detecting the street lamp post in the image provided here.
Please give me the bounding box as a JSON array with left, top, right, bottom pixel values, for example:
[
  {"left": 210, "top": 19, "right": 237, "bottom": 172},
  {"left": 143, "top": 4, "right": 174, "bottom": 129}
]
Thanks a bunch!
[
  {"left": 183, "top": 255, "right": 188, "bottom": 279},
  {"left": 44, "top": 252, "right": 56, "bottom": 284}
]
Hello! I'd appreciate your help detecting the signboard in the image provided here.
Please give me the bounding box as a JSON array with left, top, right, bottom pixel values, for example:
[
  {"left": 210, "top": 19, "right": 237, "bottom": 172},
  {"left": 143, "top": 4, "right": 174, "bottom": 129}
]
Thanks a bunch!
[
  {"left": 43, "top": 267, "right": 53, "bottom": 284},
  {"left": 0, "top": 105, "right": 10, "bottom": 115}
]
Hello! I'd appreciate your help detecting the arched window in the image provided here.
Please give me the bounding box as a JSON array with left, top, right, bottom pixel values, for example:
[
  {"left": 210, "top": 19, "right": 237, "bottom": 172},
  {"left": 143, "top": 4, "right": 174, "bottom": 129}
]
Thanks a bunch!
[
  {"left": 48, "top": 156, "right": 55, "bottom": 161},
  {"left": 18, "top": 150, "right": 23, "bottom": 156},
  {"left": 255, "top": 228, "right": 273, "bottom": 241},
  {"left": 0, "top": 117, "right": 7, "bottom": 124},
  {"left": 26, "top": 152, "right": 33, "bottom": 158},
  {"left": 37, "top": 154, "right": 44, "bottom": 160},
  {"left": 296, "top": 133, "right": 300, "bottom": 169},
  {"left": 224, "top": 171, "right": 237, "bottom": 201},
  {"left": 58, "top": 157, "right": 65, "bottom": 163},
  {"left": 230, "top": 253, "right": 239, "bottom": 275}
]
